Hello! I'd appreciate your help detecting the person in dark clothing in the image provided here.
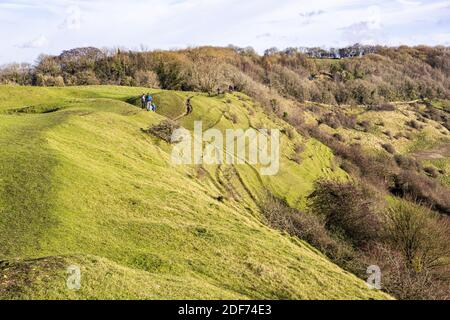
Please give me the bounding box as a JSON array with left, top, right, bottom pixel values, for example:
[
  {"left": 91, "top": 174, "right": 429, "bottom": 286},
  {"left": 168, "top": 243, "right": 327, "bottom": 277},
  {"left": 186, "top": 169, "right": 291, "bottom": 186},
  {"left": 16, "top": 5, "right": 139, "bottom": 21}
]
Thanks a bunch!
[{"left": 140, "top": 94, "right": 146, "bottom": 109}]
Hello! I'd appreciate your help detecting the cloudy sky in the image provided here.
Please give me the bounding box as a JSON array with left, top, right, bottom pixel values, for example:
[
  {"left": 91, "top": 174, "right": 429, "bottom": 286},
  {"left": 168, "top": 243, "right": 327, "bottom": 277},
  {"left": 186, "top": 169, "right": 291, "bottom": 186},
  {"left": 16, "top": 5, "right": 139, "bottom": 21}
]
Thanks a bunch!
[{"left": 0, "top": 0, "right": 449, "bottom": 64}]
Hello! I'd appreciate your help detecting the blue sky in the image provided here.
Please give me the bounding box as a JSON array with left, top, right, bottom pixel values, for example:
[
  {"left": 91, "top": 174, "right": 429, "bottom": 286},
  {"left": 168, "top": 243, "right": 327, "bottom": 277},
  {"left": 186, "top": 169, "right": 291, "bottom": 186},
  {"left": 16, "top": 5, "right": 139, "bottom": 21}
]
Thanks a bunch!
[{"left": 0, "top": 0, "right": 449, "bottom": 64}]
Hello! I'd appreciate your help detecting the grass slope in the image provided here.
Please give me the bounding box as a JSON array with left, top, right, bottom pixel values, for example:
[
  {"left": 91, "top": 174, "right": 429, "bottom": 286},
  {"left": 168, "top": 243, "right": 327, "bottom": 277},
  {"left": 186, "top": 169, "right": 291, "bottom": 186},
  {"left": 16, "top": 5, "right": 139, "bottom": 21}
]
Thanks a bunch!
[{"left": 0, "top": 85, "right": 389, "bottom": 300}]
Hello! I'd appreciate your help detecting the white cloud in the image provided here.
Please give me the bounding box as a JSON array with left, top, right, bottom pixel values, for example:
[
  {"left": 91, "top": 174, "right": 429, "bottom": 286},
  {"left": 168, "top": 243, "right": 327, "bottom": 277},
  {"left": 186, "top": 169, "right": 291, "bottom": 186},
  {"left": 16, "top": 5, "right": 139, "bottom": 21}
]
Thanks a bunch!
[
  {"left": 18, "top": 35, "right": 49, "bottom": 48},
  {"left": 340, "top": 5, "right": 383, "bottom": 44},
  {"left": 256, "top": 33, "right": 272, "bottom": 39},
  {"left": 60, "top": 5, "right": 81, "bottom": 30},
  {"left": 397, "top": 0, "right": 422, "bottom": 6},
  {"left": 299, "top": 10, "right": 325, "bottom": 17}
]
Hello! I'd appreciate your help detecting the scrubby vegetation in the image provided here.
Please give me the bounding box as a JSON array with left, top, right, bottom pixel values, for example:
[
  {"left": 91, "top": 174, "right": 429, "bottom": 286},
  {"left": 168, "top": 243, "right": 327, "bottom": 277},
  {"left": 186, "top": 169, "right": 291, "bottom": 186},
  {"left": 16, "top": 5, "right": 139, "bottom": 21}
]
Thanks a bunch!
[
  {"left": 262, "top": 182, "right": 450, "bottom": 300},
  {"left": 142, "top": 119, "right": 179, "bottom": 143},
  {"left": 377, "top": 201, "right": 450, "bottom": 299},
  {"left": 308, "top": 180, "right": 383, "bottom": 247},
  {"left": 1, "top": 45, "right": 449, "bottom": 107}
]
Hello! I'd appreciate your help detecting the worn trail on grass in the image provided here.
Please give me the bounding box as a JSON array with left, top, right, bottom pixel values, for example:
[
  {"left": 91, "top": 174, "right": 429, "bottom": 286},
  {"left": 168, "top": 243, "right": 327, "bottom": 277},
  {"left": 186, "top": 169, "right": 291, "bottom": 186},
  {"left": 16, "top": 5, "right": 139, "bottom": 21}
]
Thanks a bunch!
[
  {"left": 173, "top": 96, "right": 193, "bottom": 121},
  {"left": 411, "top": 143, "right": 450, "bottom": 160}
]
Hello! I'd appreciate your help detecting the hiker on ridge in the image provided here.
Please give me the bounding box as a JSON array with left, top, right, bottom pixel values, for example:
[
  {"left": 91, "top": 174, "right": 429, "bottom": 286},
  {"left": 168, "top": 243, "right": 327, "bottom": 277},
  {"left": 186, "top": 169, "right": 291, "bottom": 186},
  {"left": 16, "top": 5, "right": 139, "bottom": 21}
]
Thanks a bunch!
[
  {"left": 140, "top": 93, "right": 146, "bottom": 109},
  {"left": 146, "top": 93, "right": 153, "bottom": 110}
]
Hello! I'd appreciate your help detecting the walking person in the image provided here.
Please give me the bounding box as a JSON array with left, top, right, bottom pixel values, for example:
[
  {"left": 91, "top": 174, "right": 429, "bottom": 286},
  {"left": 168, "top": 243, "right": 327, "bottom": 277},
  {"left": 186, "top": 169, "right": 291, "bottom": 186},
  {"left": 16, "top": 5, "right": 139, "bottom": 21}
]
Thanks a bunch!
[
  {"left": 140, "top": 93, "right": 146, "bottom": 109},
  {"left": 146, "top": 93, "right": 152, "bottom": 111}
]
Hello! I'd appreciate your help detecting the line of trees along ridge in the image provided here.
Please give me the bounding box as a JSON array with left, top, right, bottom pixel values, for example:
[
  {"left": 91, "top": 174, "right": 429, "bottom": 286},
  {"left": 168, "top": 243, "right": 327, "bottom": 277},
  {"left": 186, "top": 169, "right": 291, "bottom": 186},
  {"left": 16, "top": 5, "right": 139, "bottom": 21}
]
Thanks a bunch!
[{"left": 1, "top": 45, "right": 449, "bottom": 107}]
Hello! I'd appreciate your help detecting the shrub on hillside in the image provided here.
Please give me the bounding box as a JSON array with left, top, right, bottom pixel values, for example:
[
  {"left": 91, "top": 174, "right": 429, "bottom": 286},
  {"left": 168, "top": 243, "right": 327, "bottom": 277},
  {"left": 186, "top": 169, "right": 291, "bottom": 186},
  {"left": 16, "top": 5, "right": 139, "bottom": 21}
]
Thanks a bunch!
[
  {"left": 135, "top": 70, "right": 160, "bottom": 88},
  {"left": 339, "top": 159, "right": 360, "bottom": 176},
  {"left": 290, "top": 153, "right": 302, "bottom": 164},
  {"left": 376, "top": 201, "right": 450, "bottom": 299},
  {"left": 406, "top": 120, "right": 423, "bottom": 130},
  {"left": 307, "top": 179, "right": 384, "bottom": 247},
  {"left": 35, "top": 74, "right": 65, "bottom": 86},
  {"left": 142, "top": 120, "right": 180, "bottom": 143},
  {"left": 386, "top": 201, "right": 450, "bottom": 270},
  {"left": 392, "top": 171, "right": 450, "bottom": 214},
  {"left": 381, "top": 143, "right": 396, "bottom": 154},
  {"left": 318, "top": 111, "right": 357, "bottom": 129},
  {"left": 369, "top": 242, "right": 450, "bottom": 300},
  {"left": 358, "top": 120, "right": 371, "bottom": 132},
  {"left": 228, "top": 112, "right": 238, "bottom": 124},
  {"left": 318, "top": 113, "right": 340, "bottom": 129},
  {"left": 394, "top": 155, "right": 421, "bottom": 171},
  {"left": 293, "top": 143, "right": 305, "bottom": 154},
  {"left": 281, "top": 127, "right": 295, "bottom": 140},
  {"left": 424, "top": 166, "right": 439, "bottom": 178},
  {"left": 260, "top": 193, "right": 359, "bottom": 272},
  {"left": 0, "top": 63, "right": 33, "bottom": 85},
  {"left": 332, "top": 133, "right": 345, "bottom": 142}
]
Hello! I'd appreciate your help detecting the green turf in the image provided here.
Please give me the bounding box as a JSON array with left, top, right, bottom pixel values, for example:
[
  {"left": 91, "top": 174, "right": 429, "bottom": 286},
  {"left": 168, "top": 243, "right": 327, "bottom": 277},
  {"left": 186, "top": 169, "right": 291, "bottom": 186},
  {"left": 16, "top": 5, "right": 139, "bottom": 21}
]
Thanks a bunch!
[{"left": 0, "top": 85, "right": 390, "bottom": 300}]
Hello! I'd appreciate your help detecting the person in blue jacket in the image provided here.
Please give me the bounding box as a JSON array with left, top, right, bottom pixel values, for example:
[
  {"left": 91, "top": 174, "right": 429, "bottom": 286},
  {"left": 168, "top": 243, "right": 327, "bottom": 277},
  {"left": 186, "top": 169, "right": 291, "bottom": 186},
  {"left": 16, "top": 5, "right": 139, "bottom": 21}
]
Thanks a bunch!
[{"left": 146, "top": 93, "right": 152, "bottom": 110}]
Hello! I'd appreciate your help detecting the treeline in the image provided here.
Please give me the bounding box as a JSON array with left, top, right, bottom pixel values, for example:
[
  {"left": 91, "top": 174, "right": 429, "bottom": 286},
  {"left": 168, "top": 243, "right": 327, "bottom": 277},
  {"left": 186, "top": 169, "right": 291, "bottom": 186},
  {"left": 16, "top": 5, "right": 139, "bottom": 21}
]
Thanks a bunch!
[
  {"left": 278, "top": 43, "right": 379, "bottom": 58},
  {"left": 1, "top": 45, "right": 449, "bottom": 107}
]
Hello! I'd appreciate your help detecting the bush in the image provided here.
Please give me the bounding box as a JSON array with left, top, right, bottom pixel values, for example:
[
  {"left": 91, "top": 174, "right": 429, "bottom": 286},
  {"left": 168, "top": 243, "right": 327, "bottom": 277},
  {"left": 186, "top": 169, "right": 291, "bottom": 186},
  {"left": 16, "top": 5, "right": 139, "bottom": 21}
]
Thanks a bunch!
[
  {"left": 406, "top": 120, "right": 422, "bottom": 130},
  {"left": 260, "top": 193, "right": 358, "bottom": 271},
  {"left": 135, "top": 70, "right": 160, "bottom": 88},
  {"left": 282, "top": 127, "right": 294, "bottom": 140},
  {"left": 318, "top": 113, "right": 340, "bottom": 129},
  {"left": 293, "top": 143, "right": 305, "bottom": 154},
  {"left": 369, "top": 242, "right": 450, "bottom": 300},
  {"left": 194, "top": 166, "right": 207, "bottom": 179},
  {"left": 358, "top": 120, "right": 371, "bottom": 132},
  {"left": 318, "top": 111, "right": 357, "bottom": 129},
  {"left": 228, "top": 112, "right": 238, "bottom": 124},
  {"left": 381, "top": 143, "right": 396, "bottom": 154},
  {"left": 332, "top": 133, "right": 345, "bottom": 142},
  {"left": 404, "top": 132, "right": 413, "bottom": 140},
  {"left": 35, "top": 74, "right": 65, "bottom": 86},
  {"left": 424, "top": 166, "right": 439, "bottom": 178},
  {"left": 394, "top": 155, "right": 421, "bottom": 171},
  {"left": 378, "top": 201, "right": 450, "bottom": 299},
  {"left": 391, "top": 170, "right": 450, "bottom": 214},
  {"left": 339, "top": 159, "right": 360, "bottom": 176},
  {"left": 290, "top": 153, "right": 302, "bottom": 164},
  {"left": 142, "top": 120, "right": 180, "bottom": 143},
  {"left": 386, "top": 201, "right": 450, "bottom": 270},
  {"left": 308, "top": 179, "right": 384, "bottom": 247}
]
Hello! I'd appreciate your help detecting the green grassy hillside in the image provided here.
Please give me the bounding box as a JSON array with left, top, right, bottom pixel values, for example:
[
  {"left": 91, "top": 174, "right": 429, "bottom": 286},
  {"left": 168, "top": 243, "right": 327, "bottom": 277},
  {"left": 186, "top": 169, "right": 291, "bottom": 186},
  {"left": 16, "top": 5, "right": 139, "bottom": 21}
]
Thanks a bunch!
[{"left": 0, "top": 85, "right": 390, "bottom": 300}]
